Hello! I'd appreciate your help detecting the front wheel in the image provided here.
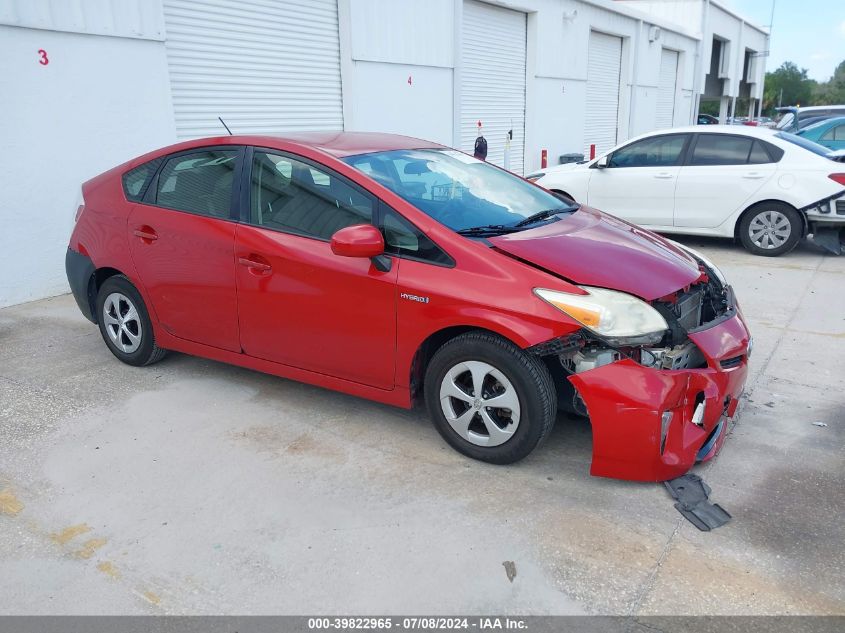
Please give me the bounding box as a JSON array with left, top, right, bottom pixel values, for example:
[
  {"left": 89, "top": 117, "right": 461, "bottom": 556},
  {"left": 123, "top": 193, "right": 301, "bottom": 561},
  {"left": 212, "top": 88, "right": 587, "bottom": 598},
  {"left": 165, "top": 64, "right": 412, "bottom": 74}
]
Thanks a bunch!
[
  {"left": 424, "top": 332, "right": 557, "bottom": 465},
  {"left": 739, "top": 203, "right": 802, "bottom": 257}
]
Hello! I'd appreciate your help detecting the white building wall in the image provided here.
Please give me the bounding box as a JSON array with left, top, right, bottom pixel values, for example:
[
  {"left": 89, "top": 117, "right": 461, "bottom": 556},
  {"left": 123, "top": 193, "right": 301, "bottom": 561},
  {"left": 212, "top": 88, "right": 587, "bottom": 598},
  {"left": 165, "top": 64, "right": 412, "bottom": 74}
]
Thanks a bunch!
[
  {"left": 520, "top": 0, "right": 698, "bottom": 172},
  {"left": 343, "top": 0, "right": 455, "bottom": 145},
  {"left": 342, "top": 0, "right": 700, "bottom": 172},
  {"left": 618, "top": 0, "right": 768, "bottom": 102},
  {"left": 0, "top": 11, "right": 175, "bottom": 307}
]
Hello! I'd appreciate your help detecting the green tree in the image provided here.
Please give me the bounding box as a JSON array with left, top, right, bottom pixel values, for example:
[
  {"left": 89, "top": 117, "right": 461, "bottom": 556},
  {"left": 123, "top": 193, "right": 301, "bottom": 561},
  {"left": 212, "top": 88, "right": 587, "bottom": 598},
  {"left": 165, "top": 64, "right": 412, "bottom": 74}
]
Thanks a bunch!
[
  {"left": 763, "top": 62, "right": 815, "bottom": 110},
  {"left": 812, "top": 61, "right": 845, "bottom": 105}
]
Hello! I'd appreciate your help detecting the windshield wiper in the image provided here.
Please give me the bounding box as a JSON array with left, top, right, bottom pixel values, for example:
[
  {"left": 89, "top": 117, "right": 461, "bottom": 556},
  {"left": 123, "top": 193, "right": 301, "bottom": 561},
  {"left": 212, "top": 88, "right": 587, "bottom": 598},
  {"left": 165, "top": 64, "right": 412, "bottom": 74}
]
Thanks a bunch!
[
  {"left": 455, "top": 224, "right": 523, "bottom": 236},
  {"left": 513, "top": 205, "right": 578, "bottom": 228}
]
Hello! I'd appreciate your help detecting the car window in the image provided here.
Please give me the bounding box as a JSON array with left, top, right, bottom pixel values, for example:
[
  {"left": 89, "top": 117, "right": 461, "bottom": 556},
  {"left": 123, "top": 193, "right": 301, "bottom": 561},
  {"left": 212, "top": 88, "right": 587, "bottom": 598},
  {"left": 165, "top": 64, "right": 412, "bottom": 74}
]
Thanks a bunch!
[
  {"left": 343, "top": 149, "right": 574, "bottom": 232},
  {"left": 689, "top": 134, "right": 754, "bottom": 166},
  {"left": 381, "top": 206, "right": 453, "bottom": 266},
  {"left": 608, "top": 135, "right": 687, "bottom": 168},
  {"left": 250, "top": 151, "right": 373, "bottom": 240},
  {"left": 747, "top": 141, "right": 772, "bottom": 164},
  {"left": 821, "top": 125, "right": 845, "bottom": 141},
  {"left": 774, "top": 132, "right": 834, "bottom": 158},
  {"left": 155, "top": 150, "right": 238, "bottom": 217},
  {"left": 123, "top": 158, "right": 162, "bottom": 202}
]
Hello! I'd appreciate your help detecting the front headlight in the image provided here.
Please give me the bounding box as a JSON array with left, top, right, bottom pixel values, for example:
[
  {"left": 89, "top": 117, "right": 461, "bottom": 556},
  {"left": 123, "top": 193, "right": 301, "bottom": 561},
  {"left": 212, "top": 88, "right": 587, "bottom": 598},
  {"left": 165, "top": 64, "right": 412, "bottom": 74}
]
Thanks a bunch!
[
  {"left": 667, "top": 240, "right": 727, "bottom": 286},
  {"left": 534, "top": 286, "right": 668, "bottom": 341}
]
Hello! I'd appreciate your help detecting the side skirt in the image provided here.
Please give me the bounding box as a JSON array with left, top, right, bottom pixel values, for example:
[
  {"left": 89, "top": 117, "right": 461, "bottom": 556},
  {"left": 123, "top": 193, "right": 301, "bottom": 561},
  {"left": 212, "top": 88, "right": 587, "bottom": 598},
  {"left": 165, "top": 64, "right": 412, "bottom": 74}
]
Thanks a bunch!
[{"left": 155, "top": 330, "right": 413, "bottom": 409}]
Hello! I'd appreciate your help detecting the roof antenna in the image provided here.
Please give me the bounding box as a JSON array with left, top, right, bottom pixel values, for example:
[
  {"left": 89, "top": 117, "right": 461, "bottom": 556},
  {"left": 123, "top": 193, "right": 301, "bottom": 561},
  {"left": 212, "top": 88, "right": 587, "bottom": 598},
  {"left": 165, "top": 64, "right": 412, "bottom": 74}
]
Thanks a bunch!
[{"left": 218, "top": 116, "right": 233, "bottom": 136}]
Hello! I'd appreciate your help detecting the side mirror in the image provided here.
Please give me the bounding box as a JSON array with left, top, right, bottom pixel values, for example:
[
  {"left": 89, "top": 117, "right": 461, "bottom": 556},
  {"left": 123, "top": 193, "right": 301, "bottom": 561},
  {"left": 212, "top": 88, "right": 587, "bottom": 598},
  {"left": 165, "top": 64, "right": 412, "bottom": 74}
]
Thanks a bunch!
[
  {"left": 330, "top": 224, "right": 385, "bottom": 259},
  {"left": 595, "top": 155, "right": 609, "bottom": 169}
]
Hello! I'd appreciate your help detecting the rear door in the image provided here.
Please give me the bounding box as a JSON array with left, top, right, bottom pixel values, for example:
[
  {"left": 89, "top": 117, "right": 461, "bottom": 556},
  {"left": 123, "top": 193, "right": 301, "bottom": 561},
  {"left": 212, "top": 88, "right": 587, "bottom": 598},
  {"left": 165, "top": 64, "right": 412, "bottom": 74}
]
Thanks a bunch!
[
  {"left": 587, "top": 133, "right": 690, "bottom": 226},
  {"left": 234, "top": 148, "right": 398, "bottom": 389},
  {"left": 674, "top": 134, "right": 778, "bottom": 228},
  {"left": 128, "top": 147, "right": 242, "bottom": 352}
]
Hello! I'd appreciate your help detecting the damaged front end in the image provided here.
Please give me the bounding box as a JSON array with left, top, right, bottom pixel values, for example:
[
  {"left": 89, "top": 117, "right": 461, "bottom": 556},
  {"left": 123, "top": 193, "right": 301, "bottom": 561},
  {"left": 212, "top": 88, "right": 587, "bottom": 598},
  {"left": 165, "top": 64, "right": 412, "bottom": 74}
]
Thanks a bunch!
[
  {"left": 531, "top": 257, "right": 751, "bottom": 482},
  {"left": 801, "top": 189, "right": 845, "bottom": 255}
]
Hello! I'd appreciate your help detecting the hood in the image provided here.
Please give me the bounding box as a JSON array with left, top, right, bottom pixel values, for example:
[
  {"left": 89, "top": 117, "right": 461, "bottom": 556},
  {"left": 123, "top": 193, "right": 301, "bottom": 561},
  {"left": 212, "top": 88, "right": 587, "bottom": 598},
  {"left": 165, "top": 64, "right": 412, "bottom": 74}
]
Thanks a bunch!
[
  {"left": 540, "top": 161, "right": 585, "bottom": 177},
  {"left": 489, "top": 207, "right": 702, "bottom": 301}
]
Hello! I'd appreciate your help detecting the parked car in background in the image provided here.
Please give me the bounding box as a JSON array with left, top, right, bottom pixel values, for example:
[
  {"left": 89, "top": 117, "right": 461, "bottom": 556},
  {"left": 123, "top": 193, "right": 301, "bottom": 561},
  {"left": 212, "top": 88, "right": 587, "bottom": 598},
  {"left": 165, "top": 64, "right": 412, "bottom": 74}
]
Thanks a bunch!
[
  {"left": 775, "top": 106, "right": 845, "bottom": 133},
  {"left": 798, "top": 116, "right": 845, "bottom": 151},
  {"left": 66, "top": 132, "right": 751, "bottom": 482},
  {"left": 753, "top": 116, "right": 775, "bottom": 128},
  {"left": 528, "top": 126, "right": 845, "bottom": 256},
  {"left": 697, "top": 113, "right": 719, "bottom": 125}
]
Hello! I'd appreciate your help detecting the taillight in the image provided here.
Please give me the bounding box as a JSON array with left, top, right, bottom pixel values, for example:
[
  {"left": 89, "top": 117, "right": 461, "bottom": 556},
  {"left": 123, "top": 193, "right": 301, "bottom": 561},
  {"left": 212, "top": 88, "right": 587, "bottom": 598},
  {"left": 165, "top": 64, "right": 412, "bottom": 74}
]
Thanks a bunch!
[{"left": 829, "top": 174, "right": 845, "bottom": 186}]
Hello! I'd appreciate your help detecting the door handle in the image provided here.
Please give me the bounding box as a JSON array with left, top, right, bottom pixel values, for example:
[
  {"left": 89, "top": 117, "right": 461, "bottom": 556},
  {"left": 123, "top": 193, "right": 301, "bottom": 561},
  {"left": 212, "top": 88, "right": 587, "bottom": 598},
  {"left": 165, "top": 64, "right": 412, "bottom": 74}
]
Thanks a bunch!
[
  {"left": 238, "top": 256, "right": 272, "bottom": 273},
  {"left": 743, "top": 172, "right": 764, "bottom": 179},
  {"left": 654, "top": 172, "right": 674, "bottom": 179},
  {"left": 133, "top": 227, "right": 158, "bottom": 241}
]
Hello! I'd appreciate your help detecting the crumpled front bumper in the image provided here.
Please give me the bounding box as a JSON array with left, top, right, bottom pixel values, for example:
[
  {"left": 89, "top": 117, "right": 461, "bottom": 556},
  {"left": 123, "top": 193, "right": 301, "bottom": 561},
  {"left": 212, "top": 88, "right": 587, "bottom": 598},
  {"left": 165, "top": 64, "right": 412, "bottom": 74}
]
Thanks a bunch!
[{"left": 569, "top": 308, "right": 750, "bottom": 482}]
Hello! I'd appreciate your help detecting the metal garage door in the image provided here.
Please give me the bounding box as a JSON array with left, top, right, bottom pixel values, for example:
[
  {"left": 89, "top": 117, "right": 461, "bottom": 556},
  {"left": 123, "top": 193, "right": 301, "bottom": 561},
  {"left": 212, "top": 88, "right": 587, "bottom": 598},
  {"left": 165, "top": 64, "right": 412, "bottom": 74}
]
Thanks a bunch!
[
  {"left": 656, "top": 49, "right": 679, "bottom": 129},
  {"left": 163, "top": 0, "right": 343, "bottom": 139},
  {"left": 584, "top": 31, "right": 622, "bottom": 157},
  {"left": 460, "top": 0, "right": 527, "bottom": 174}
]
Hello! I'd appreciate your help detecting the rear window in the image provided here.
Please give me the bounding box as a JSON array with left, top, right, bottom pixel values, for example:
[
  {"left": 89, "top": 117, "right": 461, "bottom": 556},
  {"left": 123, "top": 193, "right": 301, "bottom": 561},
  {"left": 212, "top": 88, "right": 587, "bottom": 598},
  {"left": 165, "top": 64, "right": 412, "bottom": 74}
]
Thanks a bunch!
[
  {"left": 774, "top": 132, "right": 833, "bottom": 158},
  {"left": 122, "top": 159, "right": 161, "bottom": 201}
]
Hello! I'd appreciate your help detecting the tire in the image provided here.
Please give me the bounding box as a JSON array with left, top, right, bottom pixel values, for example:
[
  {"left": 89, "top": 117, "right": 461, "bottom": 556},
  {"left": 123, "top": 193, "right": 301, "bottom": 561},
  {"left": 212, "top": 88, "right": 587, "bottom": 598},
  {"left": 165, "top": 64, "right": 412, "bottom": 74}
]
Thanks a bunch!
[
  {"left": 424, "top": 331, "right": 557, "bottom": 465},
  {"left": 95, "top": 275, "right": 167, "bottom": 367},
  {"left": 739, "top": 202, "right": 802, "bottom": 257}
]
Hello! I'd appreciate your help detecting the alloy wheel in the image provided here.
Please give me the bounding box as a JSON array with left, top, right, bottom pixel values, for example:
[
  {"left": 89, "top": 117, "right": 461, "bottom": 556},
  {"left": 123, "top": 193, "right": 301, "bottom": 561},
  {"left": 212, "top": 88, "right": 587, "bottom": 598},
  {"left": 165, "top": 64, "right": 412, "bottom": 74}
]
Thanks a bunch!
[
  {"left": 439, "top": 360, "right": 521, "bottom": 447},
  {"left": 102, "top": 292, "right": 143, "bottom": 354}
]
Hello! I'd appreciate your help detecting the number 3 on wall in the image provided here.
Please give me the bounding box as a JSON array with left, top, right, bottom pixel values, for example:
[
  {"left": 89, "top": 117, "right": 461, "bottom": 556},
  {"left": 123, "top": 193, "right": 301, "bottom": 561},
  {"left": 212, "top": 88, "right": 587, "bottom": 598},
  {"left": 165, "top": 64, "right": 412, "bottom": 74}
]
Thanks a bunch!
[{"left": 38, "top": 49, "right": 49, "bottom": 65}]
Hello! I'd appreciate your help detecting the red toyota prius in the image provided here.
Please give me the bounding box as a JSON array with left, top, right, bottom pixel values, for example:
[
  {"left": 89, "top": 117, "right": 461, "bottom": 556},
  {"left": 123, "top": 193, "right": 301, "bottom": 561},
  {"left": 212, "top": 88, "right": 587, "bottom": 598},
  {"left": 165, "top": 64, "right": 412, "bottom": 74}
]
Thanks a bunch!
[{"left": 66, "top": 132, "right": 751, "bottom": 481}]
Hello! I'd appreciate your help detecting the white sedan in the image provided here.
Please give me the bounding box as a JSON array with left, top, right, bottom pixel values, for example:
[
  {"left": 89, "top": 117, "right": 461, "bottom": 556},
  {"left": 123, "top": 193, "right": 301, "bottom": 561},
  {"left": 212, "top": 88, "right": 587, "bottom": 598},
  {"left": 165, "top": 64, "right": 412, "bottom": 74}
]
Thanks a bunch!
[{"left": 529, "top": 126, "right": 845, "bottom": 256}]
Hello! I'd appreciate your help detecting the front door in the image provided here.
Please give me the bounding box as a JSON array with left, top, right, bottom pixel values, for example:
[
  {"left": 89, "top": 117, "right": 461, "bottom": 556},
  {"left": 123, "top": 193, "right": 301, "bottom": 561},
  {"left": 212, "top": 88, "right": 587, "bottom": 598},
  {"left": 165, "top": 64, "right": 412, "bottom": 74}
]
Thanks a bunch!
[
  {"left": 127, "top": 147, "right": 241, "bottom": 352},
  {"left": 234, "top": 149, "right": 398, "bottom": 389},
  {"left": 587, "top": 133, "right": 690, "bottom": 227}
]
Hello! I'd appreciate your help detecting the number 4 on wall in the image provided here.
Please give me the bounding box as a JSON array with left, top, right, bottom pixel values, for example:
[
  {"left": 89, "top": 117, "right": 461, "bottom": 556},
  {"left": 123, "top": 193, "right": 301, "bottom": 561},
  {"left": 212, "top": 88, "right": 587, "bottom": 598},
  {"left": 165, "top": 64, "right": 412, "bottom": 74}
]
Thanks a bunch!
[{"left": 38, "top": 49, "right": 49, "bottom": 65}]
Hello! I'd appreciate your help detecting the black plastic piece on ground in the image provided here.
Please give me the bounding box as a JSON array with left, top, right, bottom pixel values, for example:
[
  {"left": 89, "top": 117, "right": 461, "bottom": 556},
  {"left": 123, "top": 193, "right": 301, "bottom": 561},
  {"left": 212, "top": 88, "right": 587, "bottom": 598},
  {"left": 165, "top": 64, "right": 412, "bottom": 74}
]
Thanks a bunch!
[
  {"left": 664, "top": 474, "right": 731, "bottom": 531},
  {"left": 811, "top": 226, "right": 843, "bottom": 255}
]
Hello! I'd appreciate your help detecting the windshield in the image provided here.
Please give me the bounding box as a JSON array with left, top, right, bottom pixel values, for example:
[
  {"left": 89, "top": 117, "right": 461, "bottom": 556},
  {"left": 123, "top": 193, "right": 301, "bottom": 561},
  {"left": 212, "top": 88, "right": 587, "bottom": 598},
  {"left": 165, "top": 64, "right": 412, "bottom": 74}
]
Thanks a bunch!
[
  {"left": 342, "top": 149, "right": 575, "bottom": 232},
  {"left": 775, "top": 131, "right": 834, "bottom": 158}
]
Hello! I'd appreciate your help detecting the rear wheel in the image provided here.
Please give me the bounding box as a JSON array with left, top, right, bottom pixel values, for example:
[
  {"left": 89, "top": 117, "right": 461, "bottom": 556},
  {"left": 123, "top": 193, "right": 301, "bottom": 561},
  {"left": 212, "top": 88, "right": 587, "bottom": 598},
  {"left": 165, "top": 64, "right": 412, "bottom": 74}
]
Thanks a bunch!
[
  {"left": 96, "top": 275, "right": 167, "bottom": 366},
  {"left": 739, "top": 203, "right": 802, "bottom": 257},
  {"left": 424, "top": 332, "right": 556, "bottom": 465}
]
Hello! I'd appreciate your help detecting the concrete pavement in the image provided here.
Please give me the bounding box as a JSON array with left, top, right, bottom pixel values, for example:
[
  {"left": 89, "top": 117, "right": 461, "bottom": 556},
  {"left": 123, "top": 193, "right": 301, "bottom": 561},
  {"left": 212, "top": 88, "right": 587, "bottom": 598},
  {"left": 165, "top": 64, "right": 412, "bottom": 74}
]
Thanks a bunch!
[{"left": 0, "top": 237, "right": 843, "bottom": 615}]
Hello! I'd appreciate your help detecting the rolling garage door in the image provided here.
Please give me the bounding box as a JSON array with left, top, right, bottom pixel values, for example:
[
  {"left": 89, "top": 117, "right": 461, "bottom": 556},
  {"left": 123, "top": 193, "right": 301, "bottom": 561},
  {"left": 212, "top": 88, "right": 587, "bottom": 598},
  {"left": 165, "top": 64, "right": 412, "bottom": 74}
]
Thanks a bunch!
[
  {"left": 656, "top": 49, "right": 679, "bottom": 129},
  {"left": 460, "top": 0, "right": 527, "bottom": 174},
  {"left": 163, "top": 0, "right": 343, "bottom": 139},
  {"left": 584, "top": 31, "right": 622, "bottom": 158}
]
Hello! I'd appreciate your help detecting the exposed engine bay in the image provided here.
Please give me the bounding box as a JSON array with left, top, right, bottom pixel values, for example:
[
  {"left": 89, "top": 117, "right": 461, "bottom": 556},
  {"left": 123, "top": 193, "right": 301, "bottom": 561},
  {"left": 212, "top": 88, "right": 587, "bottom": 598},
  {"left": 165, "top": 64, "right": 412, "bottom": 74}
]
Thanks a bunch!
[{"left": 530, "top": 258, "right": 733, "bottom": 416}]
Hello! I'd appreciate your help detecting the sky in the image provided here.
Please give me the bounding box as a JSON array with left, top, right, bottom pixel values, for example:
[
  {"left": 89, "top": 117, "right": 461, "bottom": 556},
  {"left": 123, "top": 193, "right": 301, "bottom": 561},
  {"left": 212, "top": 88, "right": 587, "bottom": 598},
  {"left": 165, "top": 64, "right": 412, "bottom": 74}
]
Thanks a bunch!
[{"left": 723, "top": 0, "right": 845, "bottom": 81}]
